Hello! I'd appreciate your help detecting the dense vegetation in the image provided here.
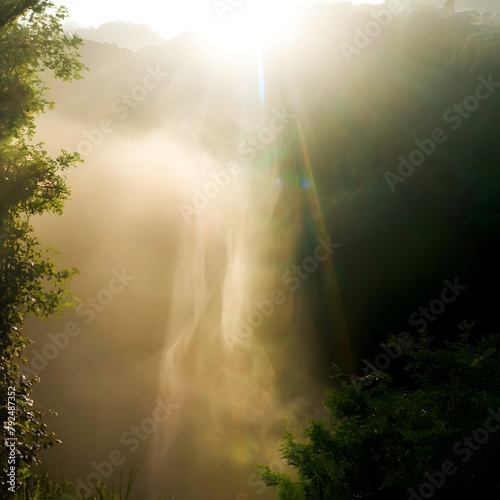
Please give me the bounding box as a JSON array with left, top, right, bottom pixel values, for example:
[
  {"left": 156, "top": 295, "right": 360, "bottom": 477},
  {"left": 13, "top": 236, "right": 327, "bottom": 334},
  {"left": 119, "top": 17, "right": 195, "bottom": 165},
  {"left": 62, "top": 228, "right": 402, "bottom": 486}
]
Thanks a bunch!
[
  {"left": 267, "top": 0, "right": 500, "bottom": 376},
  {"left": 0, "top": 0, "right": 84, "bottom": 496},
  {"left": 258, "top": 322, "right": 500, "bottom": 499}
]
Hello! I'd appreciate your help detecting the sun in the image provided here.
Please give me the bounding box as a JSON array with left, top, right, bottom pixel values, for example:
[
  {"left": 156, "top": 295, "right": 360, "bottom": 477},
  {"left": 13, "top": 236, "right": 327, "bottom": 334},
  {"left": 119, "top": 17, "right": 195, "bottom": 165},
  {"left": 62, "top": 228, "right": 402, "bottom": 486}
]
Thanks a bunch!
[{"left": 198, "top": 0, "right": 303, "bottom": 60}]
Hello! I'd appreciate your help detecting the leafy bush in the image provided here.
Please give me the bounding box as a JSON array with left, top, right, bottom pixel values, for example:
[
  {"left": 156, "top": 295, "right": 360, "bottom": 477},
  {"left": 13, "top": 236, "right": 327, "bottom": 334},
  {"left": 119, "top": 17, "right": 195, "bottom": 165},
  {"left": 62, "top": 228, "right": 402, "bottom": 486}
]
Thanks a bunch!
[{"left": 259, "top": 325, "right": 500, "bottom": 499}]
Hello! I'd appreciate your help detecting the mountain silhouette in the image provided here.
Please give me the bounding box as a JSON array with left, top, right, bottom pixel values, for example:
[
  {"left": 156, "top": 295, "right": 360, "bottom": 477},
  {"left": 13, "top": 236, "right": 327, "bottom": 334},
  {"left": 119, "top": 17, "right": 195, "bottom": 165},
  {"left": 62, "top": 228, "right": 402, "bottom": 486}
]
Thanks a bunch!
[{"left": 73, "top": 20, "right": 166, "bottom": 52}]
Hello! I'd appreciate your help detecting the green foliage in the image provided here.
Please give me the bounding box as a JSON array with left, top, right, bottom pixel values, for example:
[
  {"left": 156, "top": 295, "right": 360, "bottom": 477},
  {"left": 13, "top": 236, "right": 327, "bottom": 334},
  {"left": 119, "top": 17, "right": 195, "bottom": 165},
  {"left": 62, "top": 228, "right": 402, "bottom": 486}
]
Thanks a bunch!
[
  {"left": 94, "top": 463, "right": 139, "bottom": 500},
  {"left": 14, "top": 468, "right": 76, "bottom": 499},
  {"left": 13, "top": 464, "right": 151, "bottom": 500},
  {"left": 0, "top": 1, "right": 85, "bottom": 141},
  {"left": 257, "top": 462, "right": 306, "bottom": 500},
  {"left": 274, "top": 476, "right": 306, "bottom": 500},
  {"left": 259, "top": 327, "right": 500, "bottom": 499},
  {"left": 0, "top": 1, "right": 86, "bottom": 496},
  {"left": 0, "top": 0, "right": 39, "bottom": 29}
]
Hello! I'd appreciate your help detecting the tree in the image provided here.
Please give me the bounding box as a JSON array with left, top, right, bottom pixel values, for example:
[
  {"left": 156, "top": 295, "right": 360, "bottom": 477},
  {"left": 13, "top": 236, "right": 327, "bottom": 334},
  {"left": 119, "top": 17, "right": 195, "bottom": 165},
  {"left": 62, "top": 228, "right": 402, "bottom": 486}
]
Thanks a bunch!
[
  {"left": 0, "top": 0, "right": 39, "bottom": 29},
  {"left": 0, "top": 1, "right": 86, "bottom": 496},
  {"left": 258, "top": 322, "right": 500, "bottom": 499}
]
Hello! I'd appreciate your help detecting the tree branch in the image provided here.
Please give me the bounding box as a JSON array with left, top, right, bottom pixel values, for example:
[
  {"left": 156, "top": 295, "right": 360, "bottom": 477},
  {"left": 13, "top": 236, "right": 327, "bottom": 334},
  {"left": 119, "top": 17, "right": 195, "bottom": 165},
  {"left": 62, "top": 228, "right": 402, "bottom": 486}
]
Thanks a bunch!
[{"left": 0, "top": 0, "right": 41, "bottom": 29}]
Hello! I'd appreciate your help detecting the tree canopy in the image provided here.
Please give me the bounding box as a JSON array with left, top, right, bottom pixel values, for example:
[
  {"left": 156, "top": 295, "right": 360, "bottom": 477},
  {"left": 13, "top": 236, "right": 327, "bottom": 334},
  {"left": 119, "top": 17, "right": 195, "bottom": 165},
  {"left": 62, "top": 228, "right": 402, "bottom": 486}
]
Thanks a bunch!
[
  {"left": 0, "top": 0, "right": 39, "bottom": 29},
  {"left": 0, "top": 0, "right": 85, "bottom": 496},
  {"left": 258, "top": 322, "right": 500, "bottom": 499}
]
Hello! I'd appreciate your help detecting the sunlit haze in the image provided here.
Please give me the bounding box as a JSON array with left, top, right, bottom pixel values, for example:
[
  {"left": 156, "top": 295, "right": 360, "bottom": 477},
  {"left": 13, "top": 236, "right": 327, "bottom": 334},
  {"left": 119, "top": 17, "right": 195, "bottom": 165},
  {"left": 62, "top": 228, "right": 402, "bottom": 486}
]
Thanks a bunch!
[{"left": 57, "top": 0, "right": 385, "bottom": 40}]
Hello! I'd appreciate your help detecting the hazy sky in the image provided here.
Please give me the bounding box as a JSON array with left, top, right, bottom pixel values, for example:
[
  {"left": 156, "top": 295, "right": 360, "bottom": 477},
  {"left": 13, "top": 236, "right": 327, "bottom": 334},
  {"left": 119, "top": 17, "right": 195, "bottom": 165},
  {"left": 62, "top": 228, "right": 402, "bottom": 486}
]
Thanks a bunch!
[{"left": 56, "top": 0, "right": 385, "bottom": 39}]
